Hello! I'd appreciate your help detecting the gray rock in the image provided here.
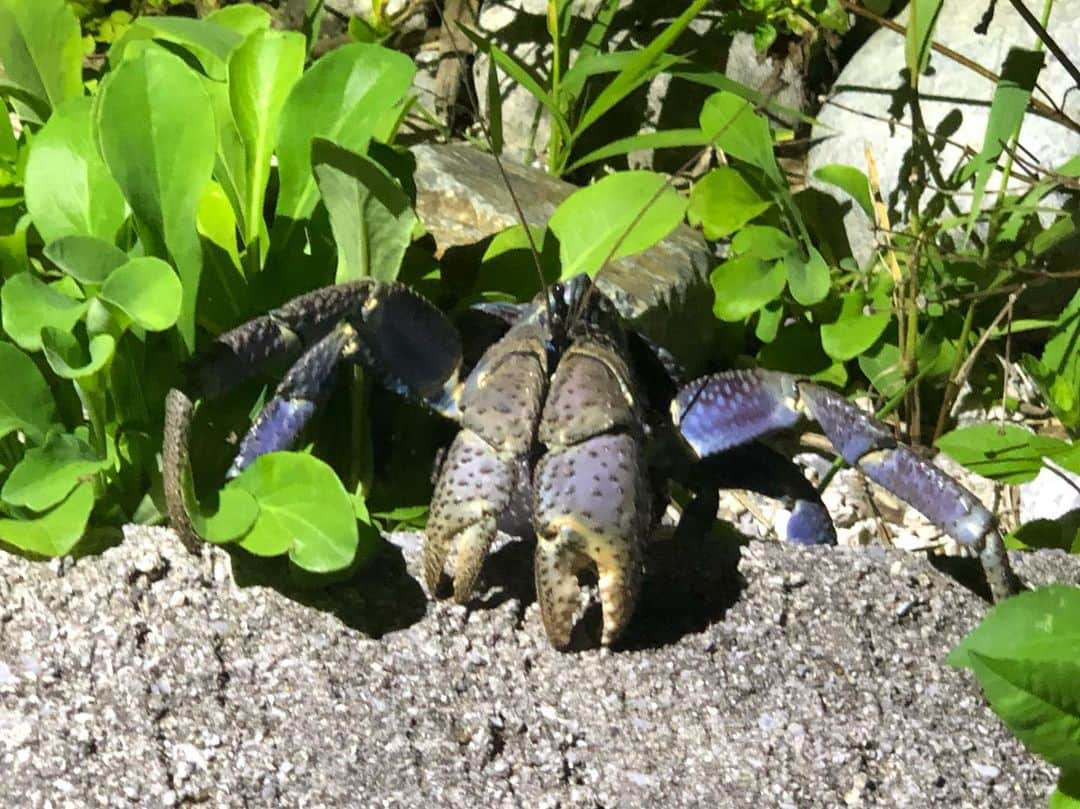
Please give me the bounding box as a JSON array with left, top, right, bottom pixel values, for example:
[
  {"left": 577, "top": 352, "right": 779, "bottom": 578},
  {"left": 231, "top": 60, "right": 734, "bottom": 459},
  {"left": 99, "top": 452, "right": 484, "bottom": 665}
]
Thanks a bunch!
[
  {"left": 411, "top": 142, "right": 716, "bottom": 368},
  {"left": 1020, "top": 459, "right": 1080, "bottom": 524},
  {"left": 807, "top": 0, "right": 1080, "bottom": 266},
  {"left": 1, "top": 524, "right": 1075, "bottom": 807}
]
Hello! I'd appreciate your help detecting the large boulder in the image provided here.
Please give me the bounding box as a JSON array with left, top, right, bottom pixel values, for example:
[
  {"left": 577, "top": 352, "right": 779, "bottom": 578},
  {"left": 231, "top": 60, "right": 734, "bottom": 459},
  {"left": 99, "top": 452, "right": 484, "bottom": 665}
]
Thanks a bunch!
[{"left": 1, "top": 525, "right": 1075, "bottom": 806}]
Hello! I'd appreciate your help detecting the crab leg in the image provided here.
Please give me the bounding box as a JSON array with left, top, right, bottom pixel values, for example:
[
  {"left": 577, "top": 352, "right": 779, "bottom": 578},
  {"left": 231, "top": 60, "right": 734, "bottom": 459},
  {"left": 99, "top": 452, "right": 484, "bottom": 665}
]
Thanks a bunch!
[{"left": 671, "top": 369, "right": 1019, "bottom": 600}]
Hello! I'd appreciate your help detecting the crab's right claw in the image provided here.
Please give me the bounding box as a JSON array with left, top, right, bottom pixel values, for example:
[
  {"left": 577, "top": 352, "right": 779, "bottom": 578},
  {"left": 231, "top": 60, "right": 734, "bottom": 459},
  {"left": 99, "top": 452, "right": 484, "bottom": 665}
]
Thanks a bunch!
[{"left": 163, "top": 281, "right": 464, "bottom": 548}]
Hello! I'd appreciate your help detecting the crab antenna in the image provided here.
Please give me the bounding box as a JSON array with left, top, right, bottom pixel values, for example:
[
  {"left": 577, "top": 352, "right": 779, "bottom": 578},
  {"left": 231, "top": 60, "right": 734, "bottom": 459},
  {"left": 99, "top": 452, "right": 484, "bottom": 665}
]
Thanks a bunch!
[{"left": 433, "top": 5, "right": 554, "bottom": 328}]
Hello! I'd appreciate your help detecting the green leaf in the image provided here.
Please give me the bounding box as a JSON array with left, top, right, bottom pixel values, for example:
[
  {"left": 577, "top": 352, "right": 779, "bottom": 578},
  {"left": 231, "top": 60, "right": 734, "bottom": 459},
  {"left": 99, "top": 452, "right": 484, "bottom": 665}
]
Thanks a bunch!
[
  {"left": 688, "top": 166, "right": 773, "bottom": 239},
  {"left": 758, "top": 319, "right": 847, "bottom": 387},
  {"left": 112, "top": 15, "right": 242, "bottom": 79},
  {"left": 227, "top": 452, "right": 359, "bottom": 572},
  {"left": 904, "top": 0, "right": 944, "bottom": 87},
  {"left": 783, "top": 246, "right": 830, "bottom": 306},
  {"left": 1008, "top": 511, "right": 1080, "bottom": 553},
  {"left": 936, "top": 424, "right": 1073, "bottom": 483},
  {"left": 1, "top": 432, "right": 107, "bottom": 511},
  {"left": 962, "top": 48, "right": 1044, "bottom": 232},
  {"left": 710, "top": 255, "right": 787, "bottom": 321},
  {"left": 41, "top": 329, "right": 114, "bottom": 380},
  {"left": 821, "top": 279, "right": 893, "bottom": 361},
  {"left": 95, "top": 45, "right": 217, "bottom": 352},
  {"left": 700, "top": 91, "right": 781, "bottom": 183},
  {"left": 0, "top": 341, "right": 56, "bottom": 442},
  {"left": 99, "top": 256, "right": 183, "bottom": 331},
  {"left": 731, "top": 225, "right": 796, "bottom": 260},
  {"left": 0, "top": 482, "right": 93, "bottom": 556},
  {"left": 0, "top": 0, "right": 82, "bottom": 121},
  {"left": 1051, "top": 770, "right": 1080, "bottom": 809},
  {"left": 43, "top": 235, "right": 128, "bottom": 285},
  {"left": 228, "top": 28, "right": 305, "bottom": 261},
  {"left": 311, "top": 138, "right": 417, "bottom": 284},
  {"left": 548, "top": 171, "right": 687, "bottom": 279},
  {"left": 565, "top": 128, "right": 708, "bottom": 174},
  {"left": 275, "top": 43, "right": 415, "bottom": 223},
  {"left": 205, "top": 3, "right": 272, "bottom": 37},
  {"left": 24, "top": 97, "right": 128, "bottom": 244},
  {"left": 0, "top": 271, "right": 86, "bottom": 352},
  {"left": 192, "top": 487, "right": 259, "bottom": 544},
  {"left": 949, "top": 586, "right": 1080, "bottom": 772},
  {"left": 812, "top": 164, "right": 873, "bottom": 219}
]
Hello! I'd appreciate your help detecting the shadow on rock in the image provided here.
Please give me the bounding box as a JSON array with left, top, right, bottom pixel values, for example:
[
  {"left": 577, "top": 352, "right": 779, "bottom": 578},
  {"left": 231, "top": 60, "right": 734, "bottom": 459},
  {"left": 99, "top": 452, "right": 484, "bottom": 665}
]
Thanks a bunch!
[{"left": 229, "top": 539, "right": 428, "bottom": 639}]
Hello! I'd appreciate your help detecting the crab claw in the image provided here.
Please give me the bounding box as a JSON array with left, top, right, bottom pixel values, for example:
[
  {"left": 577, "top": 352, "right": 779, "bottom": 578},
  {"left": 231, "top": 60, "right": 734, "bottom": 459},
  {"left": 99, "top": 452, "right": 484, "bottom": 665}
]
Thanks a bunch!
[
  {"left": 672, "top": 369, "right": 1020, "bottom": 600},
  {"left": 533, "top": 434, "right": 649, "bottom": 647}
]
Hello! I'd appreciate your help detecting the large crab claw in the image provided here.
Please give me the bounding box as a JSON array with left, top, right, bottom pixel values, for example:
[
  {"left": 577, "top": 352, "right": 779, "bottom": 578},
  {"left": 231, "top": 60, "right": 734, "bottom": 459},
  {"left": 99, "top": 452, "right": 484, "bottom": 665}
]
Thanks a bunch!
[
  {"left": 163, "top": 281, "right": 464, "bottom": 547},
  {"left": 671, "top": 369, "right": 1020, "bottom": 601}
]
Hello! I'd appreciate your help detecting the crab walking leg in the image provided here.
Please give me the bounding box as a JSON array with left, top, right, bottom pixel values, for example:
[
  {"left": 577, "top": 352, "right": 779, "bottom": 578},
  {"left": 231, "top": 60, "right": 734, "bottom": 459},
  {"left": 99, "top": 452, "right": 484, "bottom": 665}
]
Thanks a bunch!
[{"left": 672, "top": 369, "right": 1020, "bottom": 600}]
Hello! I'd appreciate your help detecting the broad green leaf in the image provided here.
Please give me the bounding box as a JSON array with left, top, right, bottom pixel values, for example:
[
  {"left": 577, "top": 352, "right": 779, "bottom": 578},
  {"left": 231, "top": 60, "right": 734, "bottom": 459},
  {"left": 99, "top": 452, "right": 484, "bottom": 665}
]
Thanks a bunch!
[
  {"left": 196, "top": 181, "right": 247, "bottom": 330},
  {"left": 44, "top": 235, "right": 128, "bottom": 285},
  {"left": 228, "top": 28, "right": 305, "bottom": 263},
  {"left": 1, "top": 432, "right": 107, "bottom": 511},
  {"left": 784, "top": 246, "right": 830, "bottom": 306},
  {"left": 24, "top": 97, "right": 128, "bottom": 244},
  {"left": 548, "top": 171, "right": 687, "bottom": 279},
  {"left": 1007, "top": 511, "right": 1080, "bottom": 553},
  {"left": 688, "top": 166, "right": 773, "bottom": 239},
  {"left": 821, "top": 279, "right": 893, "bottom": 361},
  {"left": 99, "top": 257, "right": 183, "bottom": 331},
  {"left": 962, "top": 48, "right": 1044, "bottom": 232},
  {"left": 0, "top": 271, "right": 86, "bottom": 351},
  {"left": 226, "top": 451, "right": 359, "bottom": 573},
  {"left": 111, "top": 15, "right": 242, "bottom": 80},
  {"left": 0, "top": 0, "right": 82, "bottom": 121},
  {"left": 275, "top": 43, "right": 415, "bottom": 223},
  {"left": 192, "top": 487, "right": 259, "bottom": 544},
  {"left": 711, "top": 255, "right": 787, "bottom": 321},
  {"left": 0, "top": 482, "right": 93, "bottom": 556},
  {"left": 813, "top": 164, "right": 873, "bottom": 219},
  {"left": 731, "top": 225, "right": 796, "bottom": 260},
  {"left": 41, "top": 329, "right": 115, "bottom": 380},
  {"left": 950, "top": 586, "right": 1080, "bottom": 771},
  {"left": 904, "top": 0, "right": 944, "bottom": 87},
  {"left": 936, "top": 424, "right": 1073, "bottom": 483},
  {"left": 700, "top": 91, "right": 781, "bottom": 183},
  {"left": 0, "top": 341, "right": 56, "bottom": 442},
  {"left": 312, "top": 138, "right": 418, "bottom": 283},
  {"left": 95, "top": 46, "right": 217, "bottom": 351},
  {"left": 1051, "top": 770, "right": 1080, "bottom": 809},
  {"left": 205, "top": 3, "right": 272, "bottom": 37}
]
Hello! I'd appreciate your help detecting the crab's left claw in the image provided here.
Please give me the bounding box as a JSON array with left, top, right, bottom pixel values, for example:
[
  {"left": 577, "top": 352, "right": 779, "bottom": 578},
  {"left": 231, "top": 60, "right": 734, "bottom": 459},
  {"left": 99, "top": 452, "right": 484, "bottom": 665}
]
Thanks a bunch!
[
  {"left": 163, "top": 281, "right": 463, "bottom": 548},
  {"left": 672, "top": 369, "right": 1021, "bottom": 601}
]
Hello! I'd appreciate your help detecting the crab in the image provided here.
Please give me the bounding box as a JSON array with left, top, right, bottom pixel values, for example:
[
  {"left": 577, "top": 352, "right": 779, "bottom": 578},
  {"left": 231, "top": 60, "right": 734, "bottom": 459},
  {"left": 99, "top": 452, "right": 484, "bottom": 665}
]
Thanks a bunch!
[{"left": 163, "top": 274, "right": 1019, "bottom": 648}]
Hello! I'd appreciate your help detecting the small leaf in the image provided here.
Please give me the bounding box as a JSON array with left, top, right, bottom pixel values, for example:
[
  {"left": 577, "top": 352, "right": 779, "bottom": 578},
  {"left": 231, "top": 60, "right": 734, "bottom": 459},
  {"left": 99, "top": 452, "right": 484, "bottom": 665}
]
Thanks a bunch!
[
  {"left": 0, "top": 0, "right": 82, "bottom": 121},
  {"left": 205, "top": 4, "right": 272, "bottom": 37},
  {"left": 0, "top": 482, "right": 94, "bottom": 556},
  {"left": 904, "top": 0, "right": 944, "bottom": 87},
  {"left": 936, "top": 424, "right": 1073, "bottom": 483},
  {"left": 548, "top": 171, "right": 687, "bottom": 279},
  {"left": 227, "top": 452, "right": 359, "bottom": 573},
  {"left": 688, "top": 166, "right": 772, "bottom": 239},
  {"left": 821, "top": 279, "right": 893, "bottom": 361},
  {"left": 99, "top": 257, "right": 183, "bottom": 331},
  {"left": 710, "top": 255, "right": 787, "bottom": 321},
  {"left": 0, "top": 341, "right": 57, "bottom": 443},
  {"left": 731, "top": 225, "right": 797, "bottom": 260},
  {"left": 41, "top": 329, "right": 115, "bottom": 380},
  {"left": 24, "top": 97, "right": 128, "bottom": 243},
  {"left": 700, "top": 91, "right": 781, "bottom": 183},
  {"left": 0, "top": 272, "right": 86, "bottom": 352},
  {"left": 311, "top": 138, "right": 417, "bottom": 283},
  {"left": 275, "top": 43, "right": 415, "bottom": 223},
  {"left": 192, "top": 487, "right": 259, "bottom": 544},
  {"left": 812, "top": 164, "right": 873, "bottom": 219},
  {"left": 784, "top": 246, "right": 830, "bottom": 306},
  {"left": 44, "top": 236, "right": 129, "bottom": 285},
  {"left": 1, "top": 432, "right": 107, "bottom": 511}
]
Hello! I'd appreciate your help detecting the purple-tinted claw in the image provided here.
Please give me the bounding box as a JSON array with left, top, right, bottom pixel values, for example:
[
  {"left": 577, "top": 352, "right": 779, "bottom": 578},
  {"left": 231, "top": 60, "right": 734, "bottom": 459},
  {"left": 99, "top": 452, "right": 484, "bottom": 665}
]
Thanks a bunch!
[{"left": 786, "top": 500, "right": 837, "bottom": 546}]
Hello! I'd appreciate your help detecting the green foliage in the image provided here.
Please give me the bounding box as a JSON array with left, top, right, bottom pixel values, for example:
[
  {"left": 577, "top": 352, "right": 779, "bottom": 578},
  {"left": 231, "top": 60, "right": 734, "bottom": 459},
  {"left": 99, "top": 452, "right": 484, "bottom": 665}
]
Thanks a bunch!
[
  {"left": 0, "top": 0, "right": 417, "bottom": 572},
  {"left": 950, "top": 586, "right": 1080, "bottom": 804}
]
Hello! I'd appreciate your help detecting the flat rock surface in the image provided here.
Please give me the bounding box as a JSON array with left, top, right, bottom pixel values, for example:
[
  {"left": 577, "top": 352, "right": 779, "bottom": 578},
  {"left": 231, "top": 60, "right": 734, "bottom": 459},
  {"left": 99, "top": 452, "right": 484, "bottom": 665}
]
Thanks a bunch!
[{"left": 2, "top": 526, "right": 1077, "bottom": 808}]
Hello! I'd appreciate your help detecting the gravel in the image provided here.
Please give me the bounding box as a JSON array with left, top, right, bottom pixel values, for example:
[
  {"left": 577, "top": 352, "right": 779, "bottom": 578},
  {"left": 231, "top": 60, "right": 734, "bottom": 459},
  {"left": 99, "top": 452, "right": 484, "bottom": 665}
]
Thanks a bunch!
[{"left": 2, "top": 525, "right": 1076, "bottom": 808}]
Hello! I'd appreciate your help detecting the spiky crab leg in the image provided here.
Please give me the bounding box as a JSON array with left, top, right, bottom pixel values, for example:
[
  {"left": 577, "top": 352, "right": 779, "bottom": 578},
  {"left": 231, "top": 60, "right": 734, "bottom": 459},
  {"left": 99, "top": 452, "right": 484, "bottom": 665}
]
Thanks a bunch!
[{"left": 671, "top": 369, "right": 1020, "bottom": 601}]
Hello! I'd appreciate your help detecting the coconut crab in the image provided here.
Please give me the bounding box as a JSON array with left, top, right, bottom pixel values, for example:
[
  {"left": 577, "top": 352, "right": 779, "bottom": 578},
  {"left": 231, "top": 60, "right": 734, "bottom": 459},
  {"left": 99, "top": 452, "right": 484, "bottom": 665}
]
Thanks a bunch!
[{"left": 163, "top": 273, "right": 1018, "bottom": 648}]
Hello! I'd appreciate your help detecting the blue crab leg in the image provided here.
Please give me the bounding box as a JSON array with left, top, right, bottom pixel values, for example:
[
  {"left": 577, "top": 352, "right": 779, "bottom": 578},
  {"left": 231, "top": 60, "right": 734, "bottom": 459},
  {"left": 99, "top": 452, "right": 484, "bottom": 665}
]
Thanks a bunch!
[{"left": 671, "top": 369, "right": 1019, "bottom": 600}]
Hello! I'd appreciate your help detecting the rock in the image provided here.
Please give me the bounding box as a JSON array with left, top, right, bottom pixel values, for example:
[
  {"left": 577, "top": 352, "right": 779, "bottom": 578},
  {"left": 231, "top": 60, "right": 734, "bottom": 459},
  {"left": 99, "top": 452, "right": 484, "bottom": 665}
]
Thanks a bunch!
[
  {"left": 1021, "top": 459, "right": 1080, "bottom": 523},
  {"left": 1, "top": 525, "right": 1074, "bottom": 806},
  {"left": 410, "top": 142, "right": 716, "bottom": 368},
  {"left": 807, "top": 0, "right": 1080, "bottom": 266}
]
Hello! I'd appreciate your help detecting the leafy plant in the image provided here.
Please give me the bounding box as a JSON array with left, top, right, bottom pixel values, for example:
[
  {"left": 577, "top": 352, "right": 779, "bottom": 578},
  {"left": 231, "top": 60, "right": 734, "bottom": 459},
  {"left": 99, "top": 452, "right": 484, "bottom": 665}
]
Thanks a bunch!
[{"left": 950, "top": 586, "right": 1080, "bottom": 808}]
